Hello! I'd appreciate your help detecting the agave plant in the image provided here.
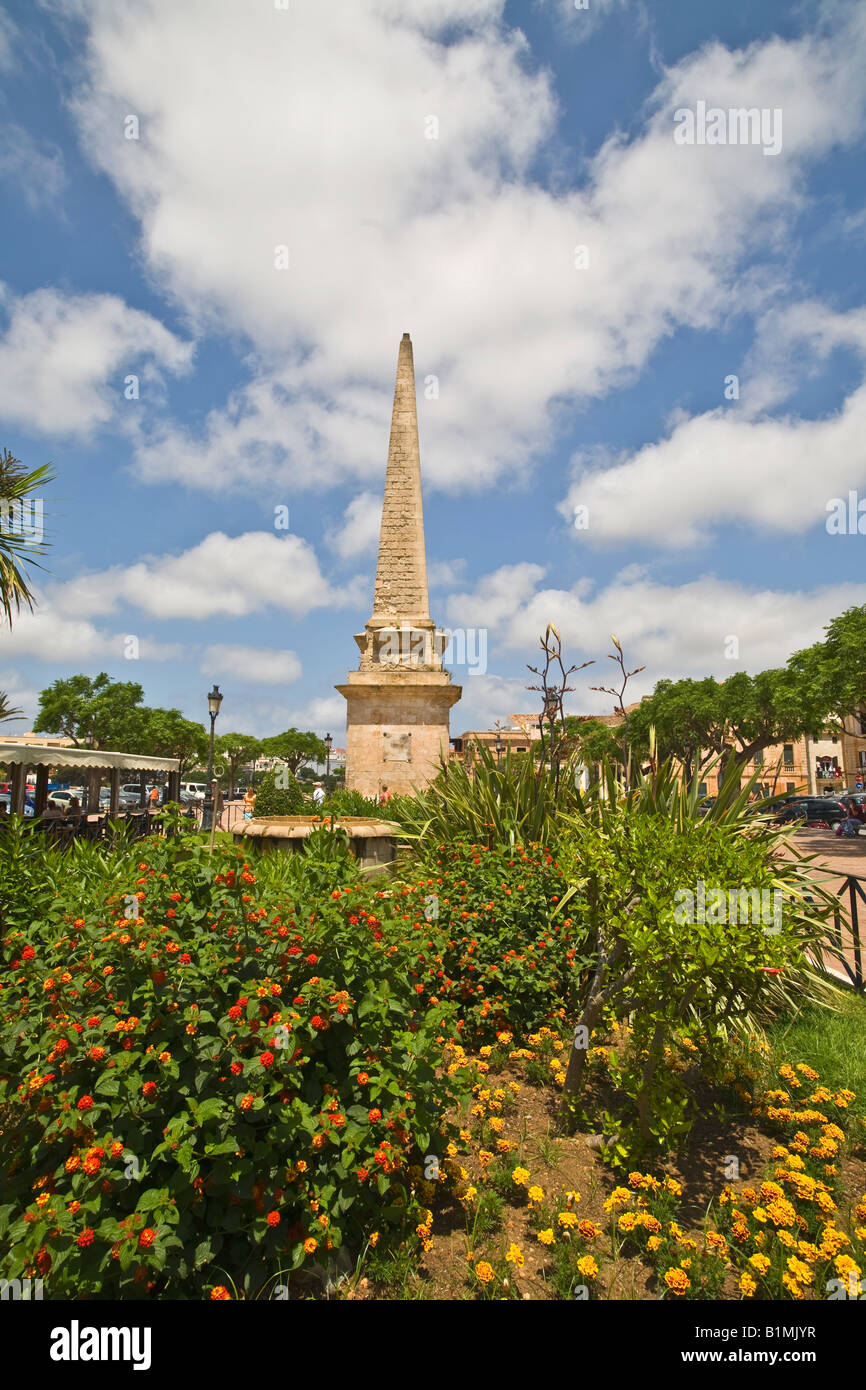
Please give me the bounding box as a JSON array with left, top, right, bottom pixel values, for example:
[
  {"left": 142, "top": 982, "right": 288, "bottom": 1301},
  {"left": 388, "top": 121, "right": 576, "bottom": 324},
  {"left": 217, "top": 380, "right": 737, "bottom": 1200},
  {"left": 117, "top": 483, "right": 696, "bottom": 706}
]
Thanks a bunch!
[{"left": 390, "top": 742, "right": 585, "bottom": 850}]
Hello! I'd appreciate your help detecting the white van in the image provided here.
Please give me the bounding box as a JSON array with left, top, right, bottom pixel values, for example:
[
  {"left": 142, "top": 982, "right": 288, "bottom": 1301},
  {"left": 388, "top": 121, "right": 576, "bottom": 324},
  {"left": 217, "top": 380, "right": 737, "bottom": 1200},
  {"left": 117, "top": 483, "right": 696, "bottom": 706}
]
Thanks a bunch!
[{"left": 180, "top": 782, "right": 207, "bottom": 803}]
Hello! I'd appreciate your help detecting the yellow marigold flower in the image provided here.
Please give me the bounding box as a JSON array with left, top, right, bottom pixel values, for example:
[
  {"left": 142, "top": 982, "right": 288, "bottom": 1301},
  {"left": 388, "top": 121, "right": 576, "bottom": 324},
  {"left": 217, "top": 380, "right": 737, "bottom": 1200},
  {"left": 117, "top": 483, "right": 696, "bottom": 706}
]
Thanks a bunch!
[
  {"left": 478, "top": 1149, "right": 493, "bottom": 1167},
  {"left": 777, "top": 1230, "right": 795, "bottom": 1249},
  {"left": 647, "top": 1235, "right": 662, "bottom": 1253},
  {"left": 511, "top": 1166, "right": 530, "bottom": 1187},
  {"left": 495, "top": 1139, "right": 511, "bottom": 1153},
  {"left": 618, "top": 1212, "right": 637, "bottom": 1233},
  {"left": 446, "top": 1142, "right": 458, "bottom": 1158},
  {"left": 505, "top": 1243, "right": 524, "bottom": 1267},
  {"left": 603, "top": 1186, "right": 632, "bottom": 1213},
  {"left": 578, "top": 1220, "right": 601, "bottom": 1241},
  {"left": 537, "top": 1228, "right": 555, "bottom": 1246},
  {"left": 489, "top": 1117, "right": 505, "bottom": 1134},
  {"left": 527, "top": 1185, "right": 545, "bottom": 1205},
  {"left": 786, "top": 1257, "right": 814, "bottom": 1285},
  {"left": 749, "top": 1253, "right": 771, "bottom": 1275},
  {"left": 564, "top": 1189, "right": 581, "bottom": 1206},
  {"left": 475, "top": 1260, "right": 495, "bottom": 1284},
  {"left": 739, "top": 1273, "right": 757, "bottom": 1298},
  {"left": 558, "top": 1211, "right": 578, "bottom": 1230},
  {"left": 664, "top": 1268, "right": 690, "bottom": 1295},
  {"left": 663, "top": 1177, "right": 682, "bottom": 1196},
  {"left": 636, "top": 1213, "right": 662, "bottom": 1234},
  {"left": 781, "top": 1273, "right": 804, "bottom": 1300},
  {"left": 576, "top": 1255, "right": 598, "bottom": 1280}
]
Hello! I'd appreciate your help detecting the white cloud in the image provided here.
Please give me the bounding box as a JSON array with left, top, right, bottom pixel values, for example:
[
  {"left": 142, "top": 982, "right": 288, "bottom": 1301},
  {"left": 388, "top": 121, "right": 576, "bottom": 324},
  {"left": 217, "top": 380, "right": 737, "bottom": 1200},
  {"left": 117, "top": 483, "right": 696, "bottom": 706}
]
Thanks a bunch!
[
  {"left": 0, "top": 607, "right": 180, "bottom": 666},
  {"left": 327, "top": 491, "right": 382, "bottom": 560},
  {"left": 0, "top": 286, "right": 193, "bottom": 437},
  {"left": 428, "top": 556, "right": 467, "bottom": 589},
  {"left": 58, "top": 0, "right": 866, "bottom": 493},
  {"left": 445, "top": 563, "right": 866, "bottom": 693},
  {"left": 200, "top": 644, "right": 302, "bottom": 687},
  {"left": 50, "top": 531, "right": 365, "bottom": 621},
  {"left": 561, "top": 389, "right": 866, "bottom": 549},
  {"left": 0, "top": 125, "right": 66, "bottom": 209}
]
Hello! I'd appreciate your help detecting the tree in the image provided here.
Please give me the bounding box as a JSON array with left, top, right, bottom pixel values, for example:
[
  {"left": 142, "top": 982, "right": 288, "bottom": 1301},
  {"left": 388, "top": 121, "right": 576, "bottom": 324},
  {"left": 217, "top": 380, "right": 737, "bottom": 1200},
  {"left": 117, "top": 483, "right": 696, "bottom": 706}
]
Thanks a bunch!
[
  {"left": 564, "top": 717, "right": 625, "bottom": 783},
  {"left": 215, "top": 733, "right": 262, "bottom": 798},
  {"left": 626, "top": 678, "right": 726, "bottom": 781},
  {"left": 0, "top": 692, "right": 24, "bottom": 726},
  {"left": 136, "top": 708, "right": 209, "bottom": 775},
  {"left": 260, "top": 729, "right": 328, "bottom": 775},
  {"left": 34, "top": 674, "right": 145, "bottom": 749},
  {"left": 253, "top": 767, "right": 306, "bottom": 816},
  {"left": 789, "top": 603, "right": 866, "bottom": 724},
  {"left": 0, "top": 451, "right": 54, "bottom": 627}
]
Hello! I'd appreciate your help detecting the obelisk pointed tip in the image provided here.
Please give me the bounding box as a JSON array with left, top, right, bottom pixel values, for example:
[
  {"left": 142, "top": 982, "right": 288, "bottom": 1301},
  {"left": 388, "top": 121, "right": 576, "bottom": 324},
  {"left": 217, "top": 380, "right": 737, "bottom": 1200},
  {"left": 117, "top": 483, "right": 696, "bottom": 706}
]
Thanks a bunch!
[{"left": 402, "top": 331, "right": 411, "bottom": 341}]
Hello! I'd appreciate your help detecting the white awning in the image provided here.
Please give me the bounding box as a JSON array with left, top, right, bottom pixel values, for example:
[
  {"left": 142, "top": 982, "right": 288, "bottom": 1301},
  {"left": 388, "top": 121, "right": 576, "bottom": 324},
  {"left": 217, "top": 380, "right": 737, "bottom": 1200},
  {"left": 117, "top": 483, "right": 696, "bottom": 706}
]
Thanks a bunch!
[{"left": 0, "top": 743, "right": 180, "bottom": 773}]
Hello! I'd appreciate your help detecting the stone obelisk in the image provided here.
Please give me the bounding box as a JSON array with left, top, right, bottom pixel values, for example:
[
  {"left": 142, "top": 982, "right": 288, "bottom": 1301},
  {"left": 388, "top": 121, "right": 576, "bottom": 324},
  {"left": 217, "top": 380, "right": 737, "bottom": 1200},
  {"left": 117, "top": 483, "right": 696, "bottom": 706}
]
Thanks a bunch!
[{"left": 336, "top": 333, "right": 461, "bottom": 797}]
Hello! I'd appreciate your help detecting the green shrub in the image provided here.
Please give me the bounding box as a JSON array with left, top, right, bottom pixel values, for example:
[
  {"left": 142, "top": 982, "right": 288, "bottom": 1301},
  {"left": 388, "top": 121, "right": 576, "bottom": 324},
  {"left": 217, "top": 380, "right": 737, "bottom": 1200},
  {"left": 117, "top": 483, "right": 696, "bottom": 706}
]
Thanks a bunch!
[
  {"left": 557, "top": 758, "right": 836, "bottom": 1164},
  {"left": 322, "top": 789, "right": 381, "bottom": 818},
  {"left": 252, "top": 768, "right": 306, "bottom": 817},
  {"left": 0, "top": 835, "right": 468, "bottom": 1299},
  {"left": 390, "top": 744, "right": 582, "bottom": 849},
  {"left": 394, "top": 840, "right": 590, "bottom": 1045}
]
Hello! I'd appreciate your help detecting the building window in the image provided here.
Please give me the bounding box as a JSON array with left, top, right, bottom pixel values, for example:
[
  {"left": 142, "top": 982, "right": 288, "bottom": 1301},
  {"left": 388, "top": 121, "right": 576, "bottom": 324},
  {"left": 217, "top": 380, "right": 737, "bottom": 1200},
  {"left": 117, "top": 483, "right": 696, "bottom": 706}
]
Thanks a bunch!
[
  {"left": 698, "top": 782, "right": 708, "bottom": 798},
  {"left": 860, "top": 751, "right": 866, "bottom": 769},
  {"left": 786, "top": 782, "right": 796, "bottom": 794},
  {"left": 783, "top": 745, "right": 794, "bottom": 768},
  {"left": 753, "top": 749, "right": 764, "bottom": 766}
]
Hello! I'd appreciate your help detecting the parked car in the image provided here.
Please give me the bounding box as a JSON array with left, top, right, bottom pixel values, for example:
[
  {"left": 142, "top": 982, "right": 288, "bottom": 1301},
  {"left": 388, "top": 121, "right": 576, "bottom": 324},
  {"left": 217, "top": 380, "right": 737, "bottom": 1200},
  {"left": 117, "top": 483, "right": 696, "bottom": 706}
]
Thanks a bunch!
[
  {"left": 47, "top": 789, "right": 84, "bottom": 810},
  {"left": 98, "top": 788, "right": 141, "bottom": 810},
  {"left": 776, "top": 797, "right": 848, "bottom": 830},
  {"left": 180, "top": 782, "right": 207, "bottom": 803}
]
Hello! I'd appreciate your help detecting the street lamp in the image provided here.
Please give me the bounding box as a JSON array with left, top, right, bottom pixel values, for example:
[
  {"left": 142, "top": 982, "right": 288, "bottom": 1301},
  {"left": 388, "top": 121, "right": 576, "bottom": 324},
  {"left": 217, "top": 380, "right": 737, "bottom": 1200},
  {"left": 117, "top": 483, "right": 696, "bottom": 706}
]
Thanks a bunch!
[
  {"left": 202, "top": 684, "right": 223, "bottom": 832},
  {"left": 494, "top": 730, "right": 504, "bottom": 765},
  {"left": 324, "top": 732, "right": 333, "bottom": 783}
]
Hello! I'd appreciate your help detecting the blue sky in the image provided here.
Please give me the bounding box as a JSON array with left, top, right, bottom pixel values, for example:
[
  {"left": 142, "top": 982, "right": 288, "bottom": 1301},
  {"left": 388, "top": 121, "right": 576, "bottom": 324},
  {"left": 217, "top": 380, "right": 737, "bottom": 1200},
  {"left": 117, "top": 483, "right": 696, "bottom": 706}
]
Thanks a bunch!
[{"left": 0, "top": 0, "right": 865, "bottom": 742}]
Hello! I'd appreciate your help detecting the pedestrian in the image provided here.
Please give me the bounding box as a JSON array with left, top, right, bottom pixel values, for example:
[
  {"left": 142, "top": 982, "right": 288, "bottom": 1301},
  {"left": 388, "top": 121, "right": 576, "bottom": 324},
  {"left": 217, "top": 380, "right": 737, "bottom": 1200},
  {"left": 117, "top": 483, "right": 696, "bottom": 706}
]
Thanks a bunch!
[
  {"left": 837, "top": 796, "right": 862, "bottom": 838},
  {"left": 379, "top": 784, "right": 391, "bottom": 807},
  {"left": 312, "top": 782, "right": 326, "bottom": 806},
  {"left": 243, "top": 786, "right": 256, "bottom": 820},
  {"left": 149, "top": 784, "right": 160, "bottom": 808}
]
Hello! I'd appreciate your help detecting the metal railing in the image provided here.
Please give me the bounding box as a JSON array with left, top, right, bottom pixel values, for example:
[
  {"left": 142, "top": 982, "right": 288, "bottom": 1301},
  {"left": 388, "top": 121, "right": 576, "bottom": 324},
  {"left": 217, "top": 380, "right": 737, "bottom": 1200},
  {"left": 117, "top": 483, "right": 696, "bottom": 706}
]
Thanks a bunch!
[{"left": 826, "top": 874, "right": 865, "bottom": 994}]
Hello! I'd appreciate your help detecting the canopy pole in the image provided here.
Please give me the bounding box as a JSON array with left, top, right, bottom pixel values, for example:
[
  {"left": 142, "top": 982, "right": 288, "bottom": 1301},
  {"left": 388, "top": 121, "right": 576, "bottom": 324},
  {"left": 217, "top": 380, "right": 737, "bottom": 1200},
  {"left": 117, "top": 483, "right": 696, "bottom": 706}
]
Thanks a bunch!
[{"left": 11, "top": 763, "right": 25, "bottom": 815}]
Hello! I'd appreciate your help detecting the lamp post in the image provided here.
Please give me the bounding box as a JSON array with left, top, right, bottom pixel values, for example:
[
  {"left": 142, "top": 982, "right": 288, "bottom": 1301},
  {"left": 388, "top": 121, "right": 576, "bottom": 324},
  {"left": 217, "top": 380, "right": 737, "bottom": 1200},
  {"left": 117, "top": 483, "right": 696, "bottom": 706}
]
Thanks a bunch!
[
  {"left": 202, "top": 684, "right": 223, "bottom": 832},
  {"left": 495, "top": 730, "right": 504, "bottom": 766},
  {"left": 324, "top": 732, "right": 333, "bottom": 787}
]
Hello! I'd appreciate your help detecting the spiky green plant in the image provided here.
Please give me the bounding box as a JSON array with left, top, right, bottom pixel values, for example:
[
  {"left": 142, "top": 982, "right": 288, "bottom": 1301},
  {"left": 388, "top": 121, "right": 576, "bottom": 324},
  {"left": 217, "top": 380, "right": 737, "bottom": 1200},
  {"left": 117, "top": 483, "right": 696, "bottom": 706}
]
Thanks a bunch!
[{"left": 389, "top": 743, "right": 581, "bottom": 850}]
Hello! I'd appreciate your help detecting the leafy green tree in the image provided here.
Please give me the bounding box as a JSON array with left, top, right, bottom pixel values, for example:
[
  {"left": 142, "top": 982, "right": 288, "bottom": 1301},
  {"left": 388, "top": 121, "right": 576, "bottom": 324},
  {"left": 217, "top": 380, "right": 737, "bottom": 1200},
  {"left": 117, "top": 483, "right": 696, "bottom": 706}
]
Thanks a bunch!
[
  {"left": 0, "top": 451, "right": 54, "bottom": 627},
  {"left": 34, "top": 673, "right": 145, "bottom": 749},
  {"left": 136, "top": 708, "right": 209, "bottom": 774},
  {"left": 625, "top": 678, "right": 724, "bottom": 781},
  {"left": 789, "top": 603, "right": 866, "bottom": 724},
  {"left": 215, "top": 733, "right": 262, "bottom": 797},
  {"left": 260, "top": 728, "right": 328, "bottom": 775},
  {"left": 564, "top": 716, "right": 625, "bottom": 778}
]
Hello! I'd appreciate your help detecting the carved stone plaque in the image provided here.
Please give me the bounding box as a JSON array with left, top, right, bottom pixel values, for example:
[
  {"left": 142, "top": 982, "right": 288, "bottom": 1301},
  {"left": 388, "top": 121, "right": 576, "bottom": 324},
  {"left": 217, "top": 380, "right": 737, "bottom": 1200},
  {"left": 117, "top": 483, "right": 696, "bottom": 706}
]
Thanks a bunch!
[{"left": 382, "top": 730, "right": 411, "bottom": 762}]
